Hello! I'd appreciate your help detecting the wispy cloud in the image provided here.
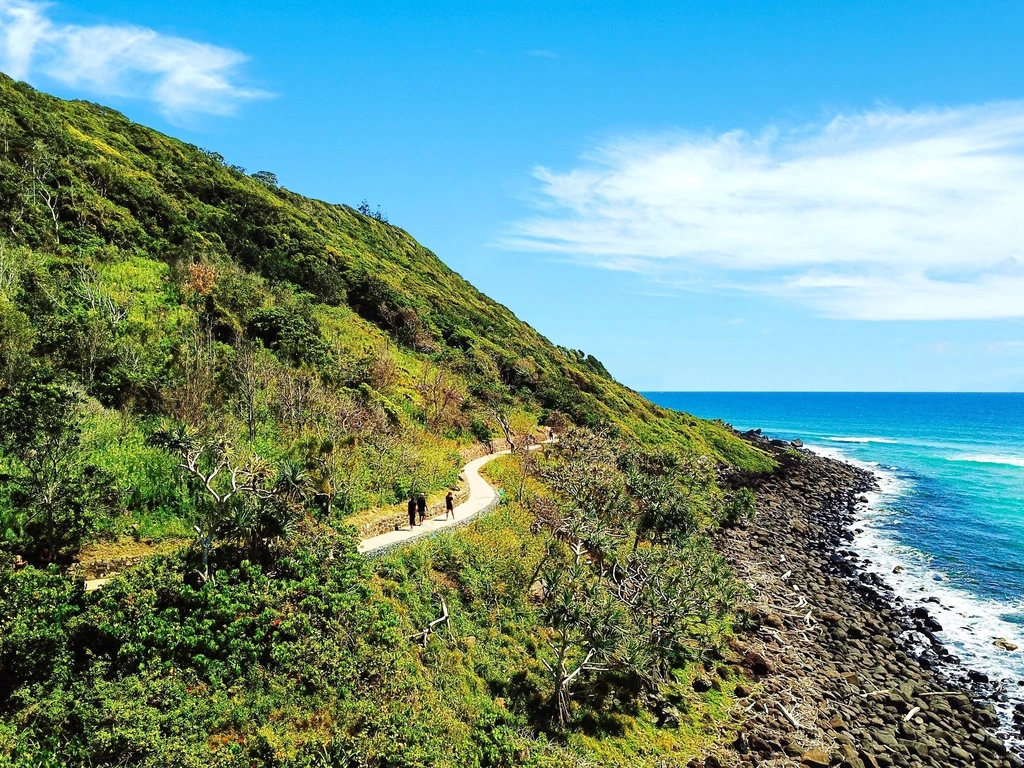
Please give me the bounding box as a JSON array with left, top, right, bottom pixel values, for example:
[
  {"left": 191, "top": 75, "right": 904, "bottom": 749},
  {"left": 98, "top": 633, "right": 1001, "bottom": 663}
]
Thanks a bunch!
[
  {"left": 526, "top": 49, "right": 558, "bottom": 59},
  {"left": 0, "top": 0, "right": 267, "bottom": 118},
  {"left": 503, "top": 103, "right": 1024, "bottom": 320}
]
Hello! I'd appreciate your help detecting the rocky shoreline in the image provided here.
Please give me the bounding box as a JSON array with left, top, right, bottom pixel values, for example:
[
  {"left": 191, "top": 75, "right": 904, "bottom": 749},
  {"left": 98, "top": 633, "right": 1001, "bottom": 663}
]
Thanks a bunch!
[{"left": 710, "top": 432, "right": 1022, "bottom": 768}]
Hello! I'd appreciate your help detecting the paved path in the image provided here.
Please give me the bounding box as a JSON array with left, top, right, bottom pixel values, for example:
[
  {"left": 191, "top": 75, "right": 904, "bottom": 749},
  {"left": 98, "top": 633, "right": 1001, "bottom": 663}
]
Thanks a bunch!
[
  {"left": 86, "top": 441, "right": 547, "bottom": 587},
  {"left": 358, "top": 448, "right": 518, "bottom": 555}
]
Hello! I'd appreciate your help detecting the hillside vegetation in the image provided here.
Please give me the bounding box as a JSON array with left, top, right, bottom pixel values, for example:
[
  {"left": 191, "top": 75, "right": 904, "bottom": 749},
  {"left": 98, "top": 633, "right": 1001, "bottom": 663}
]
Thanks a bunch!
[{"left": 0, "top": 74, "right": 771, "bottom": 767}]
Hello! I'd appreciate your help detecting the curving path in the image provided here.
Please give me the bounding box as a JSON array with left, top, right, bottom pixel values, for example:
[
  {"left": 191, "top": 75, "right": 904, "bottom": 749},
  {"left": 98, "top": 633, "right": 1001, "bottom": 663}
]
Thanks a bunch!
[
  {"left": 358, "top": 442, "right": 548, "bottom": 556},
  {"left": 358, "top": 449, "right": 507, "bottom": 555},
  {"left": 87, "top": 442, "right": 546, "bottom": 589}
]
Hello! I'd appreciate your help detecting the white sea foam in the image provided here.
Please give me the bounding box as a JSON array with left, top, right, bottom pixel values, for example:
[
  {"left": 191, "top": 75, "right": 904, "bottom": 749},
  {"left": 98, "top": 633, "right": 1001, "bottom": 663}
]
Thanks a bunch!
[
  {"left": 808, "top": 442, "right": 1024, "bottom": 741},
  {"left": 825, "top": 436, "right": 899, "bottom": 444},
  {"left": 949, "top": 454, "right": 1024, "bottom": 469}
]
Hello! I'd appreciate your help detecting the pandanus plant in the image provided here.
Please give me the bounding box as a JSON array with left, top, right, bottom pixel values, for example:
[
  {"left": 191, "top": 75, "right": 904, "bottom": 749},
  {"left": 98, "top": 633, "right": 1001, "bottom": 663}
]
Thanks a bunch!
[{"left": 149, "top": 423, "right": 309, "bottom": 580}]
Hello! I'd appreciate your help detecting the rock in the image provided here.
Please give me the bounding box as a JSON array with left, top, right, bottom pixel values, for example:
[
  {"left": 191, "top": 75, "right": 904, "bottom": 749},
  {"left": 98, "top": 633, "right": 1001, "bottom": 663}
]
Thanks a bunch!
[
  {"left": 800, "top": 749, "right": 831, "bottom": 768},
  {"left": 838, "top": 743, "right": 863, "bottom": 767},
  {"left": 692, "top": 677, "right": 713, "bottom": 693},
  {"left": 714, "top": 438, "right": 1019, "bottom": 767},
  {"left": 658, "top": 705, "right": 682, "bottom": 728},
  {"left": 733, "top": 731, "right": 748, "bottom": 754},
  {"left": 968, "top": 670, "right": 990, "bottom": 684},
  {"left": 874, "top": 729, "right": 899, "bottom": 749},
  {"left": 995, "top": 637, "right": 1018, "bottom": 652},
  {"left": 949, "top": 746, "right": 973, "bottom": 761},
  {"left": 743, "top": 650, "right": 773, "bottom": 676}
]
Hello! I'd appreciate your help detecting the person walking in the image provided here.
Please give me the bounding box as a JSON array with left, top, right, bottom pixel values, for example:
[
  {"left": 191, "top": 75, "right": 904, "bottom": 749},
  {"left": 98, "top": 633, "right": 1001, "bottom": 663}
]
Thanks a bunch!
[
  {"left": 445, "top": 490, "right": 455, "bottom": 520},
  {"left": 417, "top": 493, "right": 427, "bottom": 524},
  {"left": 407, "top": 496, "right": 417, "bottom": 529}
]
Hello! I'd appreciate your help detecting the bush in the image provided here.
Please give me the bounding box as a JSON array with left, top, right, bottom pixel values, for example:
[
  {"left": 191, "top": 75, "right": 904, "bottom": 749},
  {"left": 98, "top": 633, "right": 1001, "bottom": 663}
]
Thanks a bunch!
[{"left": 721, "top": 488, "right": 756, "bottom": 526}]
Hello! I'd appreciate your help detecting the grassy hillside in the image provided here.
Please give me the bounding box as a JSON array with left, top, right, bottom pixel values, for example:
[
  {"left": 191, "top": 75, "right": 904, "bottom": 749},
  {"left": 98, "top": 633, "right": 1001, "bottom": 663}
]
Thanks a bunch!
[
  {"left": 0, "top": 74, "right": 767, "bottom": 473},
  {"left": 0, "top": 74, "right": 771, "bottom": 767}
]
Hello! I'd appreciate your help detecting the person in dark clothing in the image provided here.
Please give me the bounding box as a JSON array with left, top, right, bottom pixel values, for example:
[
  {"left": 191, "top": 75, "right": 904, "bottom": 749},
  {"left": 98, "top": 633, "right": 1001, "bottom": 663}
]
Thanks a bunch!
[
  {"left": 408, "top": 497, "right": 417, "bottom": 529},
  {"left": 445, "top": 491, "right": 455, "bottom": 520},
  {"left": 417, "top": 493, "right": 427, "bottom": 524}
]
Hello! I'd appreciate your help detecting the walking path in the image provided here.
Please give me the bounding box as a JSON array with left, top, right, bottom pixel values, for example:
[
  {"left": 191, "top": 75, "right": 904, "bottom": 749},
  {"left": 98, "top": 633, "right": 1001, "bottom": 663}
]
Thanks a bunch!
[
  {"left": 358, "top": 445, "right": 531, "bottom": 556},
  {"left": 85, "top": 441, "right": 548, "bottom": 588}
]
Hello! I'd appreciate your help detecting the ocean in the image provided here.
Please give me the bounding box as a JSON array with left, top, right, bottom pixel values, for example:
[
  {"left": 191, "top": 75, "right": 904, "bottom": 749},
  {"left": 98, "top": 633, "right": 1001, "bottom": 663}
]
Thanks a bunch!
[{"left": 646, "top": 392, "right": 1024, "bottom": 710}]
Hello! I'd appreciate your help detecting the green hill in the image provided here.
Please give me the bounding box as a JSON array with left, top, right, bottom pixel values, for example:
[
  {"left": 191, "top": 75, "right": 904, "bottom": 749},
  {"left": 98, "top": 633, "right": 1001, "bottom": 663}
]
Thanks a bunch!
[{"left": 0, "top": 75, "right": 770, "bottom": 767}]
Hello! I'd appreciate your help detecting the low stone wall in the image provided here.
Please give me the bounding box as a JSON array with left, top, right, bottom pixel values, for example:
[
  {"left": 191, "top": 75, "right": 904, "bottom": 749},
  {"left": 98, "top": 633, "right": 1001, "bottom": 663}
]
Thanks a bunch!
[{"left": 70, "top": 555, "right": 151, "bottom": 581}]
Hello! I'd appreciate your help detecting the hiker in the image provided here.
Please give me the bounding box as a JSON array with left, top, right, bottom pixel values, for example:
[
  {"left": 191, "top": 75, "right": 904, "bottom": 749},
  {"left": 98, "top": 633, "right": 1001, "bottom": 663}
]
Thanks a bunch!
[
  {"left": 548, "top": 427, "right": 554, "bottom": 441},
  {"left": 407, "top": 496, "right": 417, "bottom": 529},
  {"left": 417, "top": 493, "right": 427, "bottom": 524},
  {"left": 445, "top": 490, "right": 455, "bottom": 520}
]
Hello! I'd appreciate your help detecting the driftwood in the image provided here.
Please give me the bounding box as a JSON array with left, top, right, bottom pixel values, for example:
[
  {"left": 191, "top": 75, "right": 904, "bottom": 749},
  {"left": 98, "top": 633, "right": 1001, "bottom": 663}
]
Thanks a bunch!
[
  {"left": 410, "top": 597, "right": 450, "bottom": 646},
  {"left": 777, "top": 701, "right": 804, "bottom": 729}
]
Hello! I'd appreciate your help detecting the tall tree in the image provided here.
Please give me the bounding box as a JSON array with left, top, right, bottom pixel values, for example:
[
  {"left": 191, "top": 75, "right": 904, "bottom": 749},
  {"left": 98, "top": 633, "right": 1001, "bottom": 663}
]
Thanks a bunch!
[{"left": 0, "top": 378, "right": 113, "bottom": 559}]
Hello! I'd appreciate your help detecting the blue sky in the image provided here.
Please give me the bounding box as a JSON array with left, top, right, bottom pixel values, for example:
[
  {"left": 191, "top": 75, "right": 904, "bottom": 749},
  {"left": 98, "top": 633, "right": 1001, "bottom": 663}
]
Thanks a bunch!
[{"left": 2, "top": 0, "right": 1024, "bottom": 391}]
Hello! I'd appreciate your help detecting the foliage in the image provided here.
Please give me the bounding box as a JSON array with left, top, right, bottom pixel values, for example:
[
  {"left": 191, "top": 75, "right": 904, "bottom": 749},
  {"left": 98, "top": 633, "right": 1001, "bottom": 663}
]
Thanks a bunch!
[
  {"left": 529, "top": 430, "right": 740, "bottom": 723},
  {"left": 0, "top": 75, "right": 769, "bottom": 766},
  {"left": 720, "top": 487, "right": 757, "bottom": 526},
  {"left": 0, "top": 376, "right": 119, "bottom": 559}
]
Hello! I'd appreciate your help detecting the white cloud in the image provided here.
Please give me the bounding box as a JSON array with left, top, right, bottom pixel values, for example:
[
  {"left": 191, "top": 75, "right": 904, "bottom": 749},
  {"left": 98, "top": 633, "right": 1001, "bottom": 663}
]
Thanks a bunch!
[
  {"left": 504, "top": 103, "right": 1024, "bottom": 320},
  {"left": 0, "top": 0, "right": 267, "bottom": 118}
]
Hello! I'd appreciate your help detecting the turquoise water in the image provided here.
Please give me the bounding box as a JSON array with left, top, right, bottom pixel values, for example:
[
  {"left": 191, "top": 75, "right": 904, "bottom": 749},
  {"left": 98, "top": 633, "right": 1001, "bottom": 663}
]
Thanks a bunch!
[{"left": 646, "top": 392, "right": 1024, "bottom": 693}]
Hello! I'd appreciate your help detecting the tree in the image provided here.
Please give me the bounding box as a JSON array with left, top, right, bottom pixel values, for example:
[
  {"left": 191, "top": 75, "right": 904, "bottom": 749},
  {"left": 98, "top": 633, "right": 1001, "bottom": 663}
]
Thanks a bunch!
[
  {"left": 356, "top": 199, "right": 388, "bottom": 222},
  {"left": 0, "top": 378, "right": 113, "bottom": 559},
  {"left": 538, "top": 543, "right": 624, "bottom": 724},
  {"left": 23, "top": 142, "right": 62, "bottom": 246},
  {"left": 619, "top": 447, "right": 697, "bottom": 548},
  {"left": 231, "top": 342, "right": 274, "bottom": 442},
  {"left": 273, "top": 365, "right": 324, "bottom": 436},
  {"left": 252, "top": 170, "right": 278, "bottom": 186},
  {"left": 0, "top": 295, "right": 34, "bottom": 392},
  {"left": 72, "top": 266, "right": 130, "bottom": 389},
  {"left": 529, "top": 427, "right": 741, "bottom": 720},
  {"left": 543, "top": 409, "right": 570, "bottom": 436},
  {"left": 149, "top": 424, "right": 306, "bottom": 578},
  {"left": 475, "top": 381, "right": 520, "bottom": 453},
  {"left": 163, "top": 329, "right": 221, "bottom": 429},
  {"left": 415, "top": 361, "right": 464, "bottom": 430}
]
